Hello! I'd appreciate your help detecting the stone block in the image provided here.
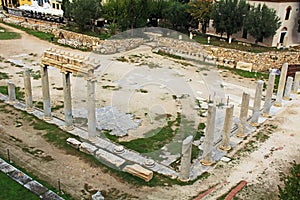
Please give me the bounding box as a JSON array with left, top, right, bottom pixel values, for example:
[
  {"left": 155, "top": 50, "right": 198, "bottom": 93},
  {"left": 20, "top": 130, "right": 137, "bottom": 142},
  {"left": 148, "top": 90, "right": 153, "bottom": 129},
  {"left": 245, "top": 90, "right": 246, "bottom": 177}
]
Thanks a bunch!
[
  {"left": 0, "top": 162, "right": 17, "bottom": 173},
  {"left": 24, "top": 180, "right": 48, "bottom": 195},
  {"left": 123, "top": 164, "right": 153, "bottom": 182},
  {"left": 79, "top": 142, "right": 98, "bottom": 155},
  {"left": 236, "top": 61, "right": 253, "bottom": 72},
  {"left": 66, "top": 138, "right": 81, "bottom": 149},
  {"left": 92, "top": 191, "right": 105, "bottom": 200},
  {"left": 95, "top": 149, "right": 125, "bottom": 168},
  {"left": 40, "top": 190, "right": 64, "bottom": 200},
  {"left": 9, "top": 170, "right": 32, "bottom": 185}
]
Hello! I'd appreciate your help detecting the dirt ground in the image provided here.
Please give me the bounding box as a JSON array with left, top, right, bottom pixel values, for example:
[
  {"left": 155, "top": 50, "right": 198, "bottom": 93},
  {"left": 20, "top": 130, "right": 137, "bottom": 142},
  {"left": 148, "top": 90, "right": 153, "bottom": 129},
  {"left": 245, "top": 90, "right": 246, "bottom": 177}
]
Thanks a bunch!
[{"left": 1, "top": 23, "right": 300, "bottom": 200}]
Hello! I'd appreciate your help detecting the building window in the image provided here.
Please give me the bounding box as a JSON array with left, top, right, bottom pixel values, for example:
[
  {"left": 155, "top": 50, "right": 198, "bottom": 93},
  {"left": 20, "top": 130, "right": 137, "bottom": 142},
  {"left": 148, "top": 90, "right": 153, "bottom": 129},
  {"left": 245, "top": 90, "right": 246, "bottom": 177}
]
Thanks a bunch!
[
  {"left": 56, "top": 4, "right": 59, "bottom": 9},
  {"left": 52, "top": 3, "right": 55, "bottom": 8},
  {"left": 285, "top": 6, "right": 292, "bottom": 20}
]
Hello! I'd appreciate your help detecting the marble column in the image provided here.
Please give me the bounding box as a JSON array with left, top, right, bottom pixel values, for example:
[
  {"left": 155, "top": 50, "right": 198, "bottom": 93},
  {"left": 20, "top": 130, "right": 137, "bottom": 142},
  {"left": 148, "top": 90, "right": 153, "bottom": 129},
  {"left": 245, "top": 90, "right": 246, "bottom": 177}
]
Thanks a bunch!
[
  {"left": 62, "top": 72, "right": 73, "bottom": 130},
  {"left": 262, "top": 72, "right": 275, "bottom": 117},
  {"left": 274, "top": 63, "right": 288, "bottom": 107},
  {"left": 220, "top": 104, "right": 234, "bottom": 151},
  {"left": 7, "top": 81, "right": 16, "bottom": 104},
  {"left": 236, "top": 92, "right": 250, "bottom": 138},
  {"left": 23, "top": 68, "right": 33, "bottom": 112},
  {"left": 41, "top": 65, "right": 52, "bottom": 121},
  {"left": 87, "top": 77, "right": 97, "bottom": 138},
  {"left": 283, "top": 76, "right": 293, "bottom": 100},
  {"left": 292, "top": 72, "right": 300, "bottom": 94},
  {"left": 200, "top": 104, "right": 216, "bottom": 166},
  {"left": 179, "top": 135, "right": 193, "bottom": 181},
  {"left": 249, "top": 80, "right": 264, "bottom": 126}
]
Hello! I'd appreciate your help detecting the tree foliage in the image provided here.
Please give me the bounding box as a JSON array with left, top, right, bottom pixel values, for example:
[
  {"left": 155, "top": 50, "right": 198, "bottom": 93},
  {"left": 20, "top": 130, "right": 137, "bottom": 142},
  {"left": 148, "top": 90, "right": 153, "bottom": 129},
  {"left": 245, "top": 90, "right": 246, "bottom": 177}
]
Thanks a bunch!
[
  {"left": 210, "top": 0, "right": 248, "bottom": 39},
  {"left": 245, "top": 3, "right": 281, "bottom": 43},
  {"left": 187, "top": 0, "right": 213, "bottom": 33},
  {"left": 163, "top": 1, "right": 190, "bottom": 30},
  {"left": 70, "top": 0, "right": 102, "bottom": 31},
  {"left": 278, "top": 161, "right": 300, "bottom": 200}
]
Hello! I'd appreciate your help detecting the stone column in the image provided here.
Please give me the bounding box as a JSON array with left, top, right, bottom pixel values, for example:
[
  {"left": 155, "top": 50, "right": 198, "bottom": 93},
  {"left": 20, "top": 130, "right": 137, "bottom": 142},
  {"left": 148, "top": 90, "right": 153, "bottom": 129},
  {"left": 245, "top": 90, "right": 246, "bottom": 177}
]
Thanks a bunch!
[
  {"left": 41, "top": 65, "right": 52, "bottom": 121},
  {"left": 262, "top": 72, "right": 276, "bottom": 117},
  {"left": 283, "top": 76, "right": 293, "bottom": 100},
  {"left": 62, "top": 72, "right": 73, "bottom": 130},
  {"left": 23, "top": 68, "right": 33, "bottom": 112},
  {"left": 292, "top": 72, "right": 300, "bottom": 94},
  {"left": 87, "top": 77, "right": 97, "bottom": 138},
  {"left": 7, "top": 81, "right": 16, "bottom": 104},
  {"left": 236, "top": 92, "right": 250, "bottom": 138},
  {"left": 220, "top": 104, "right": 234, "bottom": 151},
  {"left": 179, "top": 135, "right": 193, "bottom": 181},
  {"left": 200, "top": 104, "right": 216, "bottom": 166},
  {"left": 274, "top": 63, "right": 288, "bottom": 107},
  {"left": 249, "top": 80, "right": 264, "bottom": 126}
]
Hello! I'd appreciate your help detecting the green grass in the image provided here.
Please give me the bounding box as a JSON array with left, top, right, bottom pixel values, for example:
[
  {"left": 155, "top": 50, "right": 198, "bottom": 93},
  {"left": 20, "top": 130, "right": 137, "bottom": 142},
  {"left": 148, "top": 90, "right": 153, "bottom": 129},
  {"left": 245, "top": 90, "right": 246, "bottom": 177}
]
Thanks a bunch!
[
  {"left": 0, "top": 85, "right": 24, "bottom": 100},
  {"left": 0, "top": 72, "right": 9, "bottom": 80},
  {"left": 154, "top": 50, "right": 185, "bottom": 60},
  {"left": 0, "top": 171, "right": 39, "bottom": 200},
  {"left": 0, "top": 27, "right": 21, "bottom": 40}
]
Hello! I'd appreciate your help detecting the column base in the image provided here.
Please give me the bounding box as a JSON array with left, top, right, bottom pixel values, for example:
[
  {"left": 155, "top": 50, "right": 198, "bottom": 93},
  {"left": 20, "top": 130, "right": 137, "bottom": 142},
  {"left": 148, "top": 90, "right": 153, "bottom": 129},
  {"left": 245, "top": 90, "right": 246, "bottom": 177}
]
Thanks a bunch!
[
  {"left": 236, "top": 132, "right": 246, "bottom": 138},
  {"left": 178, "top": 177, "right": 190, "bottom": 182},
  {"left": 249, "top": 121, "right": 259, "bottom": 127},
  {"left": 273, "top": 102, "right": 282, "bottom": 107},
  {"left": 63, "top": 125, "right": 74, "bottom": 131},
  {"left": 283, "top": 97, "right": 291, "bottom": 101},
  {"left": 200, "top": 159, "right": 213, "bottom": 166},
  {"left": 219, "top": 144, "right": 231, "bottom": 151},
  {"left": 25, "top": 107, "right": 34, "bottom": 113},
  {"left": 7, "top": 100, "right": 16, "bottom": 105},
  {"left": 261, "top": 113, "right": 271, "bottom": 118},
  {"left": 43, "top": 116, "right": 53, "bottom": 121},
  {"left": 87, "top": 136, "right": 98, "bottom": 142}
]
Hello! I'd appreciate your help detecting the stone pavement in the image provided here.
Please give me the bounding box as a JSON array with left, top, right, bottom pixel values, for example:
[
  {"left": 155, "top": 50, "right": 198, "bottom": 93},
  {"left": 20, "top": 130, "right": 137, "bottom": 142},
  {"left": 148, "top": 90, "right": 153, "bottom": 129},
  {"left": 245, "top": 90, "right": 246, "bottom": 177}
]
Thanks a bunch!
[{"left": 0, "top": 157, "right": 64, "bottom": 200}]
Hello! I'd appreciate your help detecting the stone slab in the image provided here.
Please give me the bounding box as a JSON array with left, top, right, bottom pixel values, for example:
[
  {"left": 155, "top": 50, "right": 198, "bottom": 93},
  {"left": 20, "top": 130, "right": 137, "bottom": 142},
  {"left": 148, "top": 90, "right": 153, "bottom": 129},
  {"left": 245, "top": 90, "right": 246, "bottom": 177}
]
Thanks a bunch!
[
  {"left": 95, "top": 149, "right": 126, "bottom": 168},
  {"left": 9, "top": 170, "right": 32, "bottom": 185},
  {"left": 79, "top": 142, "right": 98, "bottom": 155},
  {"left": 66, "top": 138, "right": 81, "bottom": 149},
  {"left": 24, "top": 180, "right": 48, "bottom": 195},
  {"left": 40, "top": 190, "right": 64, "bottom": 200},
  {"left": 123, "top": 164, "right": 153, "bottom": 182},
  {"left": 236, "top": 61, "right": 253, "bottom": 72},
  {"left": 0, "top": 162, "right": 17, "bottom": 173}
]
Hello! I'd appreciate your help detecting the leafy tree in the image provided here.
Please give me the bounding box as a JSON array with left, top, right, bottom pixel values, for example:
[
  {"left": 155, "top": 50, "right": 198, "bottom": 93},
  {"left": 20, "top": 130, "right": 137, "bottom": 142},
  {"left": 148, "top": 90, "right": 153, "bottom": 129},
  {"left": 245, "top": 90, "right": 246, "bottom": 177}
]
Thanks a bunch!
[
  {"left": 211, "top": 0, "right": 248, "bottom": 41},
  {"left": 71, "top": 0, "right": 102, "bottom": 31},
  {"left": 62, "top": 0, "right": 71, "bottom": 19},
  {"left": 163, "top": 0, "right": 190, "bottom": 30},
  {"left": 244, "top": 3, "right": 281, "bottom": 43},
  {"left": 187, "top": 0, "right": 213, "bottom": 33},
  {"left": 298, "top": 18, "right": 300, "bottom": 32},
  {"left": 278, "top": 161, "right": 300, "bottom": 200}
]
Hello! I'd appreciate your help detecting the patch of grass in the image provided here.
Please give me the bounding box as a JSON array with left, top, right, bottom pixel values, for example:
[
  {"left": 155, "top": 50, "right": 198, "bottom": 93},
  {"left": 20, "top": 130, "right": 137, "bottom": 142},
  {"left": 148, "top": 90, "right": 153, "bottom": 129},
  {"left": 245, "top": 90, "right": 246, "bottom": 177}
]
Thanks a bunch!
[
  {"left": 0, "top": 86, "right": 24, "bottom": 100},
  {"left": 154, "top": 50, "right": 185, "bottom": 60},
  {"left": 0, "top": 171, "right": 39, "bottom": 200},
  {"left": 0, "top": 72, "right": 9, "bottom": 80},
  {"left": 31, "top": 70, "right": 41, "bottom": 80},
  {"left": 278, "top": 161, "right": 300, "bottom": 199},
  {"left": 0, "top": 27, "right": 21, "bottom": 40},
  {"left": 119, "top": 113, "right": 181, "bottom": 153},
  {"left": 254, "top": 131, "right": 269, "bottom": 143},
  {"left": 194, "top": 122, "right": 205, "bottom": 141}
]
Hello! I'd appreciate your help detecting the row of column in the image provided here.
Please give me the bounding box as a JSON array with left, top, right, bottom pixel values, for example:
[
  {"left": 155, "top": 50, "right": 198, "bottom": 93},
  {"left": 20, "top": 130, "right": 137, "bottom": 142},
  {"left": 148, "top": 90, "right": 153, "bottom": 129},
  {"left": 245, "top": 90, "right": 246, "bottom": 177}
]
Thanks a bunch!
[
  {"left": 179, "top": 63, "right": 300, "bottom": 181},
  {"left": 7, "top": 66, "right": 97, "bottom": 138}
]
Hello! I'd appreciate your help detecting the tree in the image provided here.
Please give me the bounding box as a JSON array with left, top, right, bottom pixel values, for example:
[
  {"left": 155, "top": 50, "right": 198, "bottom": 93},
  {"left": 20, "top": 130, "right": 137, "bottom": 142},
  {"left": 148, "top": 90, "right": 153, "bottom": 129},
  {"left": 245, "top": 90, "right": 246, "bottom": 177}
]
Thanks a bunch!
[
  {"left": 163, "top": 0, "right": 190, "bottom": 30},
  {"left": 62, "top": 0, "right": 71, "bottom": 19},
  {"left": 187, "top": 0, "right": 213, "bottom": 33},
  {"left": 298, "top": 18, "right": 300, "bottom": 32},
  {"left": 71, "top": 0, "right": 102, "bottom": 31},
  {"left": 244, "top": 4, "right": 281, "bottom": 43},
  {"left": 211, "top": 0, "right": 248, "bottom": 42}
]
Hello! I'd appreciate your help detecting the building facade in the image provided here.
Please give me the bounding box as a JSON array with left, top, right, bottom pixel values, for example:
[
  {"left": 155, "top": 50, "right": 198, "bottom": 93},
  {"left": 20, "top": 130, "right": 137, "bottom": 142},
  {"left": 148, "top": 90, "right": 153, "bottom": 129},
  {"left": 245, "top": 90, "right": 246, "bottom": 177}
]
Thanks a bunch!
[{"left": 207, "top": 0, "right": 300, "bottom": 47}]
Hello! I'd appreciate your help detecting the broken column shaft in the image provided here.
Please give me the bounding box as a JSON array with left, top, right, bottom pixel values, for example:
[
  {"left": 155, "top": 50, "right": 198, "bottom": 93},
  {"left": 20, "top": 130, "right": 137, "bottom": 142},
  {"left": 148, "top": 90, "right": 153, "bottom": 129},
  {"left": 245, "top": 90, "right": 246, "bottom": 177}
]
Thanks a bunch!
[
  {"left": 250, "top": 80, "right": 264, "bottom": 126},
  {"left": 283, "top": 76, "right": 293, "bottom": 100},
  {"left": 236, "top": 92, "right": 250, "bottom": 138},
  {"left": 179, "top": 135, "right": 193, "bottom": 181},
  {"left": 87, "top": 78, "right": 97, "bottom": 138},
  {"left": 292, "top": 72, "right": 300, "bottom": 94},
  {"left": 200, "top": 104, "right": 216, "bottom": 166},
  {"left": 274, "top": 63, "right": 288, "bottom": 107},
  {"left": 41, "top": 65, "right": 52, "bottom": 121},
  {"left": 220, "top": 104, "right": 234, "bottom": 151},
  {"left": 62, "top": 72, "right": 73, "bottom": 130},
  {"left": 262, "top": 72, "right": 275, "bottom": 117},
  {"left": 7, "top": 81, "right": 16, "bottom": 104},
  {"left": 23, "top": 68, "right": 33, "bottom": 112}
]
